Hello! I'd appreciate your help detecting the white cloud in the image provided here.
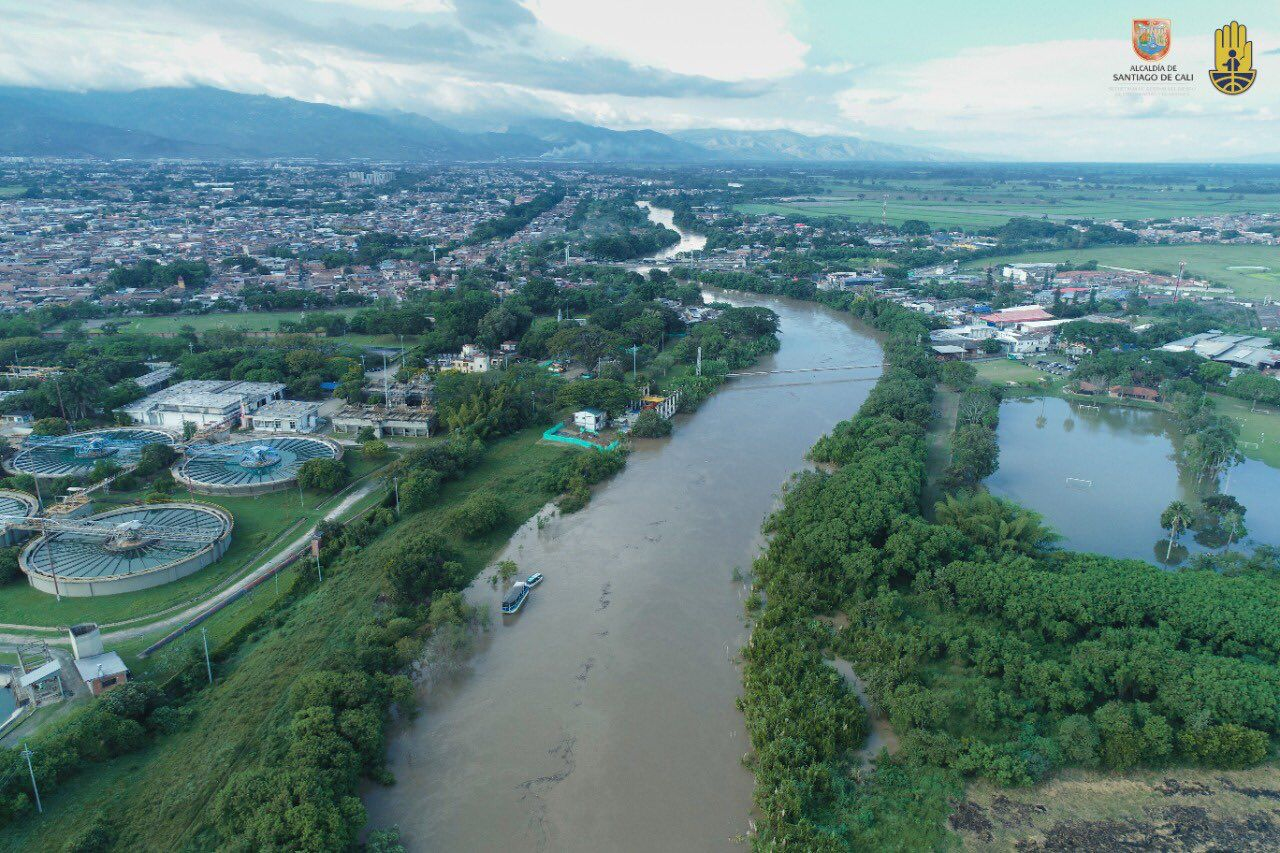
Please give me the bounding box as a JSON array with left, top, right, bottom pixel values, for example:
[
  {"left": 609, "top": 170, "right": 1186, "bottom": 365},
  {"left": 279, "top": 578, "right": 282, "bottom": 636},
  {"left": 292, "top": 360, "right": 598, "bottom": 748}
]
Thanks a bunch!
[
  {"left": 835, "top": 36, "right": 1280, "bottom": 159},
  {"left": 520, "top": 0, "right": 807, "bottom": 80}
]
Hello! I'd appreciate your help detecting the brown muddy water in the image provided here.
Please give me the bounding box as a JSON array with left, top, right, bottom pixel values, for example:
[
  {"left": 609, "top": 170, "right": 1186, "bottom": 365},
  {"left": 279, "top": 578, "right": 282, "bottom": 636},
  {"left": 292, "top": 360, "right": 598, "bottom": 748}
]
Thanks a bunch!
[{"left": 363, "top": 291, "right": 882, "bottom": 852}]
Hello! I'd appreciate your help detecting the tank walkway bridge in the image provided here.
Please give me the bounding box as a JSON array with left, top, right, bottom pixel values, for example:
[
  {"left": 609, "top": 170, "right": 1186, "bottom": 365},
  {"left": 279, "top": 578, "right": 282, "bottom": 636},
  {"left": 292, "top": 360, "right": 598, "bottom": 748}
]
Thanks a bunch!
[{"left": 725, "top": 361, "right": 885, "bottom": 379}]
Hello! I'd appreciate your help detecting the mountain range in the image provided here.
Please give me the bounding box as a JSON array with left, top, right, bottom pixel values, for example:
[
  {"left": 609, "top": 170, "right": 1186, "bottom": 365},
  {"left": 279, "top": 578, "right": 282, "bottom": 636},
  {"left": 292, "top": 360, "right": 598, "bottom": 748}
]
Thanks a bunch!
[{"left": 0, "top": 86, "right": 971, "bottom": 163}]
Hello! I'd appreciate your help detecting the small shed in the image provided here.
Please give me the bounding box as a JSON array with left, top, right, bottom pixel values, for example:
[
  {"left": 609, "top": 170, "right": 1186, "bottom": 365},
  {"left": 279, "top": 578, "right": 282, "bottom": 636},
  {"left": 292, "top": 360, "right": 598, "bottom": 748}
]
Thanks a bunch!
[
  {"left": 73, "top": 652, "right": 129, "bottom": 697},
  {"left": 573, "top": 409, "right": 609, "bottom": 433}
]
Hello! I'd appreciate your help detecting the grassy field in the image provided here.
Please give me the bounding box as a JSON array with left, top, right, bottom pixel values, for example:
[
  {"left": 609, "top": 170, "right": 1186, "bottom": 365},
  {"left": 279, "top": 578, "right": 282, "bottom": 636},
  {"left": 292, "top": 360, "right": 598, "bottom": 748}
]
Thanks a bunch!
[
  {"left": 0, "top": 427, "right": 578, "bottom": 852},
  {"left": 0, "top": 186, "right": 26, "bottom": 199},
  {"left": 1211, "top": 393, "right": 1280, "bottom": 470},
  {"left": 962, "top": 244, "right": 1280, "bottom": 301},
  {"left": 82, "top": 308, "right": 416, "bottom": 347},
  {"left": 738, "top": 178, "right": 1280, "bottom": 229},
  {"left": 972, "top": 358, "right": 1059, "bottom": 391},
  {"left": 0, "top": 453, "right": 394, "bottom": 629}
]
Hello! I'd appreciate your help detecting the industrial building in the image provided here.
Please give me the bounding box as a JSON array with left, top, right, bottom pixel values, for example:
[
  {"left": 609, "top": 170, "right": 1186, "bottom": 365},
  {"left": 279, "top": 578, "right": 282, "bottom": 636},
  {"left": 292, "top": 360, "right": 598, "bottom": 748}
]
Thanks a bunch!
[
  {"left": 248, "top": 400, "right": 321, "bottom": 433},
  {"left": 1162, "top": 332, "right": 1280, "bottom": 370},
  {"left": 68, "top": 624, "right": 129, "bottom": 696},
  {"left": 119, "top": 380, "right": 286, "bottom": 431},
  {"left": 331, "top": 404, "right": 435, "bottom": 438}
]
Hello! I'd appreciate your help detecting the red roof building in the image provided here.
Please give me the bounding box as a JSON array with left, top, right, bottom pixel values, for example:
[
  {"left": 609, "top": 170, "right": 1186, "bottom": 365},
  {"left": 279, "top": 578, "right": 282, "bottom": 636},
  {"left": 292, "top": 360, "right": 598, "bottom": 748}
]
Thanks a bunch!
[{"left": 979, "top": 306, "right": 1055, "bottom": 328}]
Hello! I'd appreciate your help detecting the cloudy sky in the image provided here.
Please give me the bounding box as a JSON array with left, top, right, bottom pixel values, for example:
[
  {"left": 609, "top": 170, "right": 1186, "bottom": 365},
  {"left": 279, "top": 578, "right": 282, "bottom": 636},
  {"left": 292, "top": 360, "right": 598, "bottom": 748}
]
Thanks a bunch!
[{"left": 1, "top": 0, "right": 1278, "bottom": 160}]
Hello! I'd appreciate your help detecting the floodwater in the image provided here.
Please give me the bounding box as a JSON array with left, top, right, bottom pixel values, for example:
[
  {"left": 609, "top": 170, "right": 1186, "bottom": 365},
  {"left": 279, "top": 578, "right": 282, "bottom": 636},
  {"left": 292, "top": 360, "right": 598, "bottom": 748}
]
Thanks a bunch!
[
  {"left": 988, "top": 396, "right": 1280, "bottom": 563},
  {"left": 633, "top": 201, "right": 707, "bottom": 273},
  {"left": 364, "top": 291, "right": 883, "bottom": 852}
]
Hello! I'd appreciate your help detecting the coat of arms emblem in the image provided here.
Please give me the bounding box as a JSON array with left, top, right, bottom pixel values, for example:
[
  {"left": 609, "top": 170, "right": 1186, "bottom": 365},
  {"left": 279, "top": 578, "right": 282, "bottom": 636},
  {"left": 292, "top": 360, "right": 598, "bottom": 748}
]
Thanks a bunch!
[{"left": 1133, "top": 19, "right": 1171, "bottom": 62}]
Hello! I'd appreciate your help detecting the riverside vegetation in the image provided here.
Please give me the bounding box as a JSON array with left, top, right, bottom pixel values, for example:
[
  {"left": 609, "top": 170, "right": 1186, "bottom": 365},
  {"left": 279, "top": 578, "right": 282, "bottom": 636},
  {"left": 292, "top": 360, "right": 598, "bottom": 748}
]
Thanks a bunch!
[{"left": 739, "top": 294, "right": 1280, "bottom": 849}]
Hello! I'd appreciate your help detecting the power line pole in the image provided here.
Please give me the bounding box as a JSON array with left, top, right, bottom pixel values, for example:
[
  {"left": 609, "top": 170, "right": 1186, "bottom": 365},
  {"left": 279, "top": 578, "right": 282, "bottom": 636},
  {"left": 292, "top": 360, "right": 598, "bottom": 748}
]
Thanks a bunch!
[
  {"left": 21, "top": 743, "right": 41, "bottom": 814},
  {"left": 393, "top": 475, "right": 400, "bottom": 513},
  {"left": 696, "top": 346, "right": 703, "bottom": 377},
  {"left": 200, "top": 627, "right": 212, "bottom": 685}
]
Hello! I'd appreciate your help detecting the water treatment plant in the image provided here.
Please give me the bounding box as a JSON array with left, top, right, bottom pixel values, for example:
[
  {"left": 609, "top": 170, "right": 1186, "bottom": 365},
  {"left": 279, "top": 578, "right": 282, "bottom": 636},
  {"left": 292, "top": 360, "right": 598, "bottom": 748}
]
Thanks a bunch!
[
  {"left": 174, "top": 436, "right": 342, "bottom": 495},
  {"left": 17, "top": 503, "right": 233, "bottom": 597},
  {"left": 6, "top": 428, "right": 176, "bottom": 479}
]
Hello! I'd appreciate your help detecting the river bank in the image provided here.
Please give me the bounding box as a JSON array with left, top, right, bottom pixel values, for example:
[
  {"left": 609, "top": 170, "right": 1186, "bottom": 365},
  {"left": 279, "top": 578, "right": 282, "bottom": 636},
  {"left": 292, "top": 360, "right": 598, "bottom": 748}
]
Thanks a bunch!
[{"left": 363, "top": 292, "right": 884, "bottom": 851}]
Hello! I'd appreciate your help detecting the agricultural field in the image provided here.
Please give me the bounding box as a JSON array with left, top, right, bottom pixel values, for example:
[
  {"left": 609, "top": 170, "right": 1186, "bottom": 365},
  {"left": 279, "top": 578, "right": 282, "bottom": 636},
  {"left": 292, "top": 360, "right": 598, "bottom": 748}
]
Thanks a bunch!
[
  {"left": 0, "top": 186, "right": 26, "bottom": 199},
  {"left": 964, "top": 244, "right": 1280, "bottom": 301},
  {"left": 0, "top": 452, "right": 395, "bottom": 630},
  {"left": 737, "top": 177, "right": 1280, "bottom": 229}
]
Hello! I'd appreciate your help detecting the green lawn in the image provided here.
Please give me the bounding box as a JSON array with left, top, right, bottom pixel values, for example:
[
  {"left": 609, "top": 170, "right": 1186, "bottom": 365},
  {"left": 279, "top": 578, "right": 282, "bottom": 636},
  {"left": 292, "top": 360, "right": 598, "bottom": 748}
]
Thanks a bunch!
[
  {"left": 738, "top": 178, "right": 1280, "bottom": 229},
  {"left": 0, "top": 453, "right": 395, "bottom": 629},
  {"left": 963, "top": 244, "right": 1280, "bottom": 301},
  {"left": 81, "top": 309, "right": 418, "bottom": 348},
  {"left": 0, "top": 186, "right": 26, "bottom": 199},
  {"left": 0, "top": 427, "right": 576, "bottom": 852},
  {"left": 1211, "top": 393, "right": 1280, "bottom": 470},
  {"left": 973, "top": 358, "right": 1058, "bottom": 390}
]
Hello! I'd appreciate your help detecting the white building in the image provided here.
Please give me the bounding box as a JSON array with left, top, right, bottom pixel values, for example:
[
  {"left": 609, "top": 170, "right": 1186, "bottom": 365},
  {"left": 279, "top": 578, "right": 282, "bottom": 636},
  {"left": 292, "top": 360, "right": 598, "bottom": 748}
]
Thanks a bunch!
[
  {"left": 249, "top": 400, "right": 320, "bottom": 433},
  {"left": 573, "top": 408, "right": 609, "bottom": 433},
  {"left": 1002, "top": 263, "right": 1058, "bottom": 284},
  {"left": 997, "top": 329, "right": 1053, "bottom": 356},
  {"left": 119, "top": 380, "right": 286, "bottom": 430},
  {"left": 450, "top": 344, "right": 492, "bottom": 373}
]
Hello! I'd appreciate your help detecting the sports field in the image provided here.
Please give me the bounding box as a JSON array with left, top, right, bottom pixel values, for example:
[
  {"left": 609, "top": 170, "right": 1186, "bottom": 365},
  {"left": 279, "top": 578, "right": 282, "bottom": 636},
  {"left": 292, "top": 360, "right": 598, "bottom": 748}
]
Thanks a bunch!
[
  {"left": 96, "top": 307, "right": 364, "bottom": 334},
  {"left": 962, "top": 244, "right": 1280, "bottom": 300},
  {"left": 738, "top": 178, "right": 1280, "bottom": 229}
]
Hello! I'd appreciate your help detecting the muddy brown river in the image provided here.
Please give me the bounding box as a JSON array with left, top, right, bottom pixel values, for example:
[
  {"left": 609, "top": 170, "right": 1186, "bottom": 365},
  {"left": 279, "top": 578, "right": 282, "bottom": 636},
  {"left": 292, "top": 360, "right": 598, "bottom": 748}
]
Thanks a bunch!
[{"left": 364, "top": 291, "right": 882, "bottom": 851}]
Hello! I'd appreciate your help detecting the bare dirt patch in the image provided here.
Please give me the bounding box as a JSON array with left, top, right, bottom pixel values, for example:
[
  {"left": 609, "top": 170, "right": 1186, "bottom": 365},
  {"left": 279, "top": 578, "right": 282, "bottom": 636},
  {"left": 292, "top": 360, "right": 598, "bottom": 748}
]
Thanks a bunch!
[{"left": 953, "top": 766, "right": 1280, "bottom": 851}]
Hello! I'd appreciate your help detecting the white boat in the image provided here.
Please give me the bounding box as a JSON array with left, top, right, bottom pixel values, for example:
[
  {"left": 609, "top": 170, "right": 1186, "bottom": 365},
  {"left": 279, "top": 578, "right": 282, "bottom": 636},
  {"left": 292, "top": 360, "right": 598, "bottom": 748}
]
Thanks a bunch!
[
  {"left": 525, "top": 572, "right": 544, "bottom": 589},
  {"left": 501, "top": 581, "right": 529, "bottom": 614}
]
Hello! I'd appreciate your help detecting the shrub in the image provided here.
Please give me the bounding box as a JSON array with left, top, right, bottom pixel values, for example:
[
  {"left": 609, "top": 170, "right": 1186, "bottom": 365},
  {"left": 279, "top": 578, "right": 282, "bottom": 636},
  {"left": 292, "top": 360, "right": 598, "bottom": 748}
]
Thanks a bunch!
[
  {"left": 135, "top": 443, "right": 178, "bottom": 476},
  {"left": 1179, "top": 724, "right": 1269, "bottom": 768},
  {"left": 362, "top": 440, "right": 389, "bottom": 461},
  {"left": 298, "top": 458, "right": 348, "bottom": 493},
  {"left": 444, "top": 493, "right": 508, "bottom": 538},
  {"left": 629, "top": 410, "right": 672, "bottom": 438}
]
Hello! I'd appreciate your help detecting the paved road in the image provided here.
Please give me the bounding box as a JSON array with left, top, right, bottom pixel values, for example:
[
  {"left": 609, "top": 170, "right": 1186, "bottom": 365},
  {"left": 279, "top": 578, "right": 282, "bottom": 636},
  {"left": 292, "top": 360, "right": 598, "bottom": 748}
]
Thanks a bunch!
[{"left": 0, "top": 478, "right": 384, "bottom": 646}]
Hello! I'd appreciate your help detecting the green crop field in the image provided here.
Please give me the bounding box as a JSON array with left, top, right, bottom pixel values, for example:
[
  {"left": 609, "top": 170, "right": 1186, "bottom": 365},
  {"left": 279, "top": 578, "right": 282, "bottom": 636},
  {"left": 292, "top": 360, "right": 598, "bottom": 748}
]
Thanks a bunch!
[
  {"left": 962, "top": 244, "right": 1280, "bottom": 300},
  {"left": 0, "top": 453, "right": 394, "bottom": 629},
  {"left": 738, "top": 177, "right": 1280, "bottom": 229}
]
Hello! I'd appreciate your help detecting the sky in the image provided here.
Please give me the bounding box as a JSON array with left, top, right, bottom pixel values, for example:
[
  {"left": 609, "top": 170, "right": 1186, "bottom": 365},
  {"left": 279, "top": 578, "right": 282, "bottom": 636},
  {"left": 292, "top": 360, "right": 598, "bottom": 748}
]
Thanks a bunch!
[{"left": 0, "top": 0, "right": 1278, "bottom": 161}]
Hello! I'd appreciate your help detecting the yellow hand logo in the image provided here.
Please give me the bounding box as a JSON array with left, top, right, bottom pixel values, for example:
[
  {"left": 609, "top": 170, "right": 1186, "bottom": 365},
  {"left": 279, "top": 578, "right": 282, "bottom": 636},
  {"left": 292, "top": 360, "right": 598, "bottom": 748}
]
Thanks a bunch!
[
  {"left": 1215, "top": 21, "right": 1253, "bottom": 73},
  {"left": 1210, "top": 20, "right": 1257, "bottom": 95}
]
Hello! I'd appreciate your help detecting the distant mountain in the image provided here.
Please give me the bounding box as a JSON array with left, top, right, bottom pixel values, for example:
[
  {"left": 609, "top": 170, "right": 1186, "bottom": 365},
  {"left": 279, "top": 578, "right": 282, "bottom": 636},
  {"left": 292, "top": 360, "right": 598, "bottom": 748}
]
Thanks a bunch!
[
  {"left": 0, "top": 86, "right": 974, "bottom": 163},
  {"left": 0, "top": 87, "right": 499, "bottom": 160},
  {"left": 0, "top": 93, "right": 234, "bottom": 159},
  {"left": 673, "top": 128, "right": 969, "bottom": 162},
  {"left": 506, "top": 118, "right": 709, "bottom": 163}
]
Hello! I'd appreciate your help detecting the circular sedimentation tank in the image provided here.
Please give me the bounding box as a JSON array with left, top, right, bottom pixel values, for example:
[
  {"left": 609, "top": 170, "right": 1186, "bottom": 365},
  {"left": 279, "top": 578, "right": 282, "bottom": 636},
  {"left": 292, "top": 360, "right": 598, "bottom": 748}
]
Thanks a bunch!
[
  {"left": 7, "top": 428, "right": 176, "bottom": 479},
  {"left": 19, "top": 502, "right": 233, "bottom": 597},
  {"left": 0, "top": 489, "right": 38, "bottom": 547},
  {"left": 174, "top": 436, "right": 342, "bottom": 496}
]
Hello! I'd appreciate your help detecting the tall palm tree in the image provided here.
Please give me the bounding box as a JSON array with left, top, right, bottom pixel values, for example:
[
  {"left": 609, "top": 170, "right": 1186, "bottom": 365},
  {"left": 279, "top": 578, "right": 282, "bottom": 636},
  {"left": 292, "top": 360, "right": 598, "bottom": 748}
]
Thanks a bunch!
[
  {"left": 1160, "top": 500, "right": 1194, "bottom": 562},
  {"left": 1223, "top": 510, "right": 1247, "bottom": 553}
]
